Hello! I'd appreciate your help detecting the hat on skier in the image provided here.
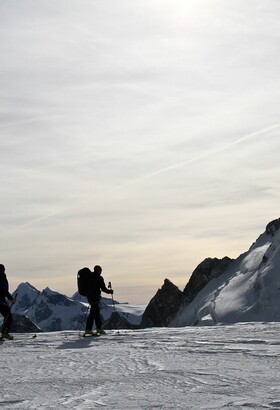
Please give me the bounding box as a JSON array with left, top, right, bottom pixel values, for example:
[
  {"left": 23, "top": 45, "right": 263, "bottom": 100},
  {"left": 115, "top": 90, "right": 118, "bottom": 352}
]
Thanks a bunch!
[{"left": 94, "top": 265, "right": 102, "bottom": 274}]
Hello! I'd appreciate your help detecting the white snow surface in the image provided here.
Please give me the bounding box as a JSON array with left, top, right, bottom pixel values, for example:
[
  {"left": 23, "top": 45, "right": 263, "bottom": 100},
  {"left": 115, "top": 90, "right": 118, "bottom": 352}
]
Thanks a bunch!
[
  {"left": 1, "top": 323, "right": 280, "bottom": 409},
  {"left": 172, "top": 228, "right": 280, "bottom": 327}
]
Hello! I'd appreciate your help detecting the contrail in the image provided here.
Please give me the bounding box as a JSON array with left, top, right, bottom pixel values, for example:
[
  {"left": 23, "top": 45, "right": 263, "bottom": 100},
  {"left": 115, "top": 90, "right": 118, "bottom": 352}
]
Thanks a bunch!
[
  {"left": 138, "top": 122, "right": 280, "bottom": 181},
  {"left": 12, "top": 122, "right": 280, "bottom": 230}
]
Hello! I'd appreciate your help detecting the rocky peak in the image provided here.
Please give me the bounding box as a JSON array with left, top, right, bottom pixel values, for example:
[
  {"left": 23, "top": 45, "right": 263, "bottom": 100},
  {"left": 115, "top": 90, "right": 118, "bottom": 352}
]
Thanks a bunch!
[
  {"left": 104, "top": 311, "right": 138, "bottom": 330},
  {"left": 41, "top": 288, "right": 77, "bottom": 307},
  {"left": 183, "top": 256, "right": 232, "bottom": 304},
  {"left": 140, "top": 279, "right": 183, "bottom": 328},
  {"left": 13, "top": 282, "right": 40, "bottom": 314},
  {"left": 266, "top": 218, "right": 280, "bottom": 236}
]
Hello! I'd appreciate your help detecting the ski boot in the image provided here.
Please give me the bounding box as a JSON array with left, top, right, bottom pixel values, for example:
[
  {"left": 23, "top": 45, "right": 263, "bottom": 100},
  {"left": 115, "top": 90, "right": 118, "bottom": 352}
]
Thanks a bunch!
[
  {"left": 83, "top": 329, "right": 99, "bottom": 337},
  {"left": 84, "top": 329, "right": 94, "bottom": 336},
  {"left": 96, "top": 328, "right": 106, "bottom": 335},
  {"left": 1, "top": 332, "right": 14, "bottom": 340}
]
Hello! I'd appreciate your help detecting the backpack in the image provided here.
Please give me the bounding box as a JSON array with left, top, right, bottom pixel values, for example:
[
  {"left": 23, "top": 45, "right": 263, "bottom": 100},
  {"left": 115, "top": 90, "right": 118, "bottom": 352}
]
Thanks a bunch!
[{"left": 77, "top": 267, "right": 92, "bottom": 296}]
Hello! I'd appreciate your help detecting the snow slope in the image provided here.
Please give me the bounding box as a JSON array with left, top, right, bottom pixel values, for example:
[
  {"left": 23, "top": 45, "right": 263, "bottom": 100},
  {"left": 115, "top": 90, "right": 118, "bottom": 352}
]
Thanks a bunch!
[
  {"left": 172, "top": 227, "right": 280, "bottom": 326},
  {"left": 1, "top": 324, "right": 280, "bottom": 409}
]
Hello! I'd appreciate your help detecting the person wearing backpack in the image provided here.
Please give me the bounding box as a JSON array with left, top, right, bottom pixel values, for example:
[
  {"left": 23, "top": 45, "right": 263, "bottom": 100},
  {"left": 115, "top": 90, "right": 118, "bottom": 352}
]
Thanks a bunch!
[
  {"left": 0, "top": 264, "right": 16, "bottom": 340},
  {"left": 78, "top": 265, "right": 113, "bottom": 335}
]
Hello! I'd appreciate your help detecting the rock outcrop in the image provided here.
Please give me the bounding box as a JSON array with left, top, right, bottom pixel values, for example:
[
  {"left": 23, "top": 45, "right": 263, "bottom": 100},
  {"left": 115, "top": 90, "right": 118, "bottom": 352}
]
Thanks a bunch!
[
  {"left": 11, "top": 314, "right": 42, "bottom": 333},
  {"left": 104, "top": 311, "right": 139, "bottom": 330},
  {"left": 183, "top": 256, "right": 232, "bottom": 304},
  {"left": 140, "top": 279, "right": 183, "bottom": 328},
  {"left": 140, "top": 258, "right": 232, "bottom": 328},
  {"left": 266, "top": 218, "right": 280, "bottom": 236}
]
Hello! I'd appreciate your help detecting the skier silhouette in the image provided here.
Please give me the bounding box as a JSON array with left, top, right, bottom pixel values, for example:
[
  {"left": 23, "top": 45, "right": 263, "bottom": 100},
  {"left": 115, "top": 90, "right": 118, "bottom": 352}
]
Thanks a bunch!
[
  {"left": 84, "top": 265, "right": 113, "bottom": 335},
  {"left": 0, "top": 264, "right": 16, "bottom": 340}
]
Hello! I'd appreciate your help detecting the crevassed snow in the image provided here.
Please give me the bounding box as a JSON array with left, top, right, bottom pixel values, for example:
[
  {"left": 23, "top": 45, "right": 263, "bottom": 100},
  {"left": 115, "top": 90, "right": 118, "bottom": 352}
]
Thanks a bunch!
[
  {"left": 172, "top": 228, "right": 280, "bottom": 327},
  {"left": 240, "top": 243, "right": 271, "bottom": 272}
]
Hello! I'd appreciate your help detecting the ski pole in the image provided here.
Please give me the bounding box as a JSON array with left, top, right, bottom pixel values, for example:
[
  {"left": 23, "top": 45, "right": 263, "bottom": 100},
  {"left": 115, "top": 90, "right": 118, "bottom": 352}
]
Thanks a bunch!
[
  {"left": 108, "top": 282, "right": 116, "bottom": 312},
  {"left": 108, "top": 282, "right": 120, "bottom": 334},
  {"left": 1, "top": 293, "right": 17, "bottom": 333},
  {"left": 80, "top": 304, "right": 90, "bottom": 336}
]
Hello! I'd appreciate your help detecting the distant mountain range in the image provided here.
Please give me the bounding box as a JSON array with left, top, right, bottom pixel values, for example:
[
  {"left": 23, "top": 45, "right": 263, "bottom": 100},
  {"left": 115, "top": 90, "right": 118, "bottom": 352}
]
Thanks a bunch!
[
  {"left": 10, "top": 283, "right": 145, "bottom": 332},
  {"left": 5, "top": 217, "right": 280, "bottom": 332}
]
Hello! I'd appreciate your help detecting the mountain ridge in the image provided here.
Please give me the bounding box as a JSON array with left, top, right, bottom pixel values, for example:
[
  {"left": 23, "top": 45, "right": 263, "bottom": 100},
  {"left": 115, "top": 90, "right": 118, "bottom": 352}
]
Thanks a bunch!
[
  {"left": 5, "top": 217, "right": 280, "bottom": 331},
  {"left": 10, "top": 282, "right": 144, "bottom": 332},
  {"left": 141, "top": 217, "right": 280, "bottom": 327}
]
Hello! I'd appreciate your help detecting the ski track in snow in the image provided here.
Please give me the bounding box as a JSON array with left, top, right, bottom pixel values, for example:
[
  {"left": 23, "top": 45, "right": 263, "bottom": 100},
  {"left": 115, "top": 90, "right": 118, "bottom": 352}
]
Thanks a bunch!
[{"left": 1, "top": 324, "right": 280, "bottom": 409}]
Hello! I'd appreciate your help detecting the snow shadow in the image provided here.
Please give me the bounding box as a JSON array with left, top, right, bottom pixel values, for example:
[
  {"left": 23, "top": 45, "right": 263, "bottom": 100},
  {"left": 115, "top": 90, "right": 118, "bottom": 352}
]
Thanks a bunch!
[{"left": 56, "top": 336, "right": 100, "bottom": 350}]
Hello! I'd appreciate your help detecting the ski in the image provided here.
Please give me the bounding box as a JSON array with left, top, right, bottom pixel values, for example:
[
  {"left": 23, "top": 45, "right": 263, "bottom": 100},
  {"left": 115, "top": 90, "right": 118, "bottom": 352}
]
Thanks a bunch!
[
  {"left": 82, "top": 332, "right": 100, "bottom": 338},
  {"left": 0, "top": 334, "right": 37, "bottom": 342}
]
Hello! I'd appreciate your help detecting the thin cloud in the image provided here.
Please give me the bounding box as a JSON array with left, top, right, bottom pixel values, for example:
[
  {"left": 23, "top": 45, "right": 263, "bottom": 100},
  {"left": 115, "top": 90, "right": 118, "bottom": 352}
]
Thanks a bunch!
[
  {"left": 13, "top": 122, "right": 280, "bottom": 232},
  {"left": 117, "top": 122, "right": 280, "bottom": 185},
  {"left": 0, "top": 115, "right": 61, "bottom": 130},
  {"left": 1, "top": 1, "right": 279, "bottom": 302}
]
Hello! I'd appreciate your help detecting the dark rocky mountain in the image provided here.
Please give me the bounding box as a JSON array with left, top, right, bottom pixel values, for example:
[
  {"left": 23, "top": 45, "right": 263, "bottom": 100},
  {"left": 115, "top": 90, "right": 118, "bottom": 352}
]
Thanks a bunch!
[
  {"left": 183, "top": 256, "right": 232, "bottom": 303},
  {"left": 140, "top": 258, "right": 231, "bottom": 328},
  {"left": 11, "top": 314, "right": 42, "bottom": 333},
  {"left": 140, "top": 279, "right": 183, "bottom": 328},
  {"left": 104, "top": 311, "right": 139, "bottom": 330},
  {"left": 265, "top": 217, "right": 280, "bottom": 236}
]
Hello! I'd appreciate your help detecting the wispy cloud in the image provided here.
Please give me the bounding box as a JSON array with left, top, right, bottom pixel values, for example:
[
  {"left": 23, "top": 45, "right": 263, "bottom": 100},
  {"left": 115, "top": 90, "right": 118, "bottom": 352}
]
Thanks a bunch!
[
  {"left": 1, "top": 0, "right": 279, "bottom": 302},
  {"left": 127, "top": 123, "right": 280, "bottom": 182}
]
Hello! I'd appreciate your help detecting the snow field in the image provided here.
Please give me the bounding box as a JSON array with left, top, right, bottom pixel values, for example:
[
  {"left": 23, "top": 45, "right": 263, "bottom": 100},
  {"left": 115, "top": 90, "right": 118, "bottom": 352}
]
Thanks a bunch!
[{"left": 1, "top": 323, "right": 280, "bottom": 409}]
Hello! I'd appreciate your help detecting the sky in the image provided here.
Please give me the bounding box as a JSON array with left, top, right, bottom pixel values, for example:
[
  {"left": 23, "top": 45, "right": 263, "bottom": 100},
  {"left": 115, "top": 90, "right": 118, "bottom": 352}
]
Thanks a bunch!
[{"left": 0, "top": 0, "right": 279, "bottom": 303}]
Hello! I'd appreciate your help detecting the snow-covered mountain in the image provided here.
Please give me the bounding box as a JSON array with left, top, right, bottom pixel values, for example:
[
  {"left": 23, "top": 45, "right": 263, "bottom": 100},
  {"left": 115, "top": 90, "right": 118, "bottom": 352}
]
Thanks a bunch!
[
  {"left": 171, "top": 218, "right": 280, "bottom": 326},
  {"left": 141, "top": 218, "right": 280, "bottom": 327},
  {"left": 12, "top": 283, "right": 145, "bottom": 332}
]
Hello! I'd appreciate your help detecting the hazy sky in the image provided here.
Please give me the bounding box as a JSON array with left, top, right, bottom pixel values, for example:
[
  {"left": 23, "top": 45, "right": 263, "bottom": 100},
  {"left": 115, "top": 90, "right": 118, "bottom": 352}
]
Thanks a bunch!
[{"left": 0, "top": 0, "right": 279, "bottom": 303}]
